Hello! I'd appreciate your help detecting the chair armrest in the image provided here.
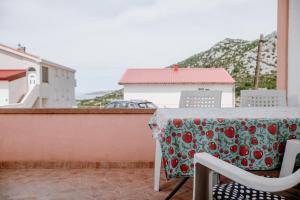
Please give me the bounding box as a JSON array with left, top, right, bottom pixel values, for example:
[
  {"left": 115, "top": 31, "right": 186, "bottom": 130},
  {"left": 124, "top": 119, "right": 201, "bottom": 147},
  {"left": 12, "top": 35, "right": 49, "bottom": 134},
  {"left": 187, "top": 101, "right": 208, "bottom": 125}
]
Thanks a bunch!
[
  {"left": 194, "top": 152, "right": 300, "bottom": 192},
  {"left": 280, "top": 139, "right": 300, "bottom": 177}
]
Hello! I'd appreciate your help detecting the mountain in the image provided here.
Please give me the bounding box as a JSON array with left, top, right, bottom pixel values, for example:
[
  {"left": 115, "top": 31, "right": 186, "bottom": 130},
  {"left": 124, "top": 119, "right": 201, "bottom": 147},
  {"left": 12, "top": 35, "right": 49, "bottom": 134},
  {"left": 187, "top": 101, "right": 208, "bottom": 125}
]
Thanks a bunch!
[
  {"left": 77, "top": 32, "right": 277, "bottom": 107},
  {"left": 176, "top": 32, "right": 277, "bottom": 96}
]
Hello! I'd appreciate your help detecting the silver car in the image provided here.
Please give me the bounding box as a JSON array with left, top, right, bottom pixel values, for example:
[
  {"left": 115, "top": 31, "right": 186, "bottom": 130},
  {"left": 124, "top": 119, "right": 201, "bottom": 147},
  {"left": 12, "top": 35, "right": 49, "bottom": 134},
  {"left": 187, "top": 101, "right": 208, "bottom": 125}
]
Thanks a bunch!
[{"left": 105, "top": 100, "right": 157, "bottom": 109}]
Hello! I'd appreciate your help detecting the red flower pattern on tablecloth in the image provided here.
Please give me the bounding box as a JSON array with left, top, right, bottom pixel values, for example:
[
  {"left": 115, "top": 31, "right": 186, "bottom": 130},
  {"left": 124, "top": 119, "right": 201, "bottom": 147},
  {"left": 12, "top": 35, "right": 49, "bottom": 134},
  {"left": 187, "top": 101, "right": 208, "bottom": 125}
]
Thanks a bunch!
[{"left": 153, "top": 117, "right": 300, "bottom": 179}]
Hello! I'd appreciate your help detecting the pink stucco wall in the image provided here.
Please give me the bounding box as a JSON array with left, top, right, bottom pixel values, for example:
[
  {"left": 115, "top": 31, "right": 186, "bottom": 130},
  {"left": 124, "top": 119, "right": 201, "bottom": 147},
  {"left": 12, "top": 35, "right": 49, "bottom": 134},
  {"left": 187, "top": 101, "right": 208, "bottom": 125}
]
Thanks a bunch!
[
  {"left": 0, "top": 112, "right": 155, "bottom": 162},
  {"left": 277, "top": 0, "right": 289, "bottom": 91}
]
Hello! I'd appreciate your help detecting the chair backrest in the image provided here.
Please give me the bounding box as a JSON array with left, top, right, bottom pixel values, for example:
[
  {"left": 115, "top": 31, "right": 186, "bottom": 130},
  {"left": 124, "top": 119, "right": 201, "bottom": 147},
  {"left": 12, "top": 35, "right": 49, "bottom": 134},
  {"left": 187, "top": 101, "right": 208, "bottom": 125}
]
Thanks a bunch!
[
  {"left": 280, "top": 140, "right": 300, "bottom": 177},
  {"left": 179, "top": 90, "right": 222, "bottom": 108},
  {"left": 240, "top": 90, "right": 286, "bottom": 107}
]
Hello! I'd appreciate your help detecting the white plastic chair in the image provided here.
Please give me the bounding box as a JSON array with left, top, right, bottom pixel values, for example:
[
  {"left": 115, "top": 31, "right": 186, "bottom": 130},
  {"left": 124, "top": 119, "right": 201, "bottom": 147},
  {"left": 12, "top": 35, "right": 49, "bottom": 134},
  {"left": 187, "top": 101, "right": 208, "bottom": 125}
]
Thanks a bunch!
[
  {"left": 179, "top": 90, "right": 222, "bottom": 108},
  {"left": 154, "top": 90, "right": 222, "bottom": 192},
  {"left": 193, "top": 140, "right": 300, "bottom": 200},
  {"left": 240, "top": 89, "right": 286, "bottom": 107}
]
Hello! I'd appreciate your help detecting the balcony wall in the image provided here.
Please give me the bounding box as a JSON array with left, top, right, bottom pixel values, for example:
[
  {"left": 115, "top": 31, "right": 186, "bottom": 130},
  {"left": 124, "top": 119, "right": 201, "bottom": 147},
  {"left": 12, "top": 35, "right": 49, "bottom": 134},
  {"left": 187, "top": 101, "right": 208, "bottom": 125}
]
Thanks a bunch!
[
  {"left": 277, "top": 0, "right": 300, "bottom": 106},
  {"left": 0, "top": 109, "right": 156, "bottom": 167}
]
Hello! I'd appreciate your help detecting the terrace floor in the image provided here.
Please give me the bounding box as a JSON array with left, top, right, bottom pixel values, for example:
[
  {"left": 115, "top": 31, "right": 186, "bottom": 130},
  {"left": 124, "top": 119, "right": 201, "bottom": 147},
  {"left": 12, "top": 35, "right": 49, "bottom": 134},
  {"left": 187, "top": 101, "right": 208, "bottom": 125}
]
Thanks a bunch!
[
  {"left": 0, "top": 168, "right": 192, "bottom": 200},
  {"left": 0, "top": 168, "right": 299, "bottom": 200}
]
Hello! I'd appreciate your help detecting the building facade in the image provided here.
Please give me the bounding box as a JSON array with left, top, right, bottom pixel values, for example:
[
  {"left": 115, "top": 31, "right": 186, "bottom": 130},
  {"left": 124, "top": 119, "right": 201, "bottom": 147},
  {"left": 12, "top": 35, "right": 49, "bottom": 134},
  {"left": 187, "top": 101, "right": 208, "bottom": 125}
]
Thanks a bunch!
[
  {"left": 0, "top": 43, "right": 76, "bottom": 108},
  {"left": 119, "top": 68, "right": 235, "bottom": 108}
]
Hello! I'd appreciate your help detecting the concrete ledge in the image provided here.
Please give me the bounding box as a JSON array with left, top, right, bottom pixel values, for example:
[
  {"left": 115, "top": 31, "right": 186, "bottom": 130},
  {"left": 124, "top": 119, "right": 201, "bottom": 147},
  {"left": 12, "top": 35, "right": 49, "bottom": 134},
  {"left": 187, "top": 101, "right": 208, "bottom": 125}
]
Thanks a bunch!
[
  {"left": 0, "top": 161, "right": 154, "bottom": 169},
  {"left": 0, "top": 111, "right": 155, "bottom": 162},
  {"left": 0, "top": 108, "right": 156, "bottom": 114}
]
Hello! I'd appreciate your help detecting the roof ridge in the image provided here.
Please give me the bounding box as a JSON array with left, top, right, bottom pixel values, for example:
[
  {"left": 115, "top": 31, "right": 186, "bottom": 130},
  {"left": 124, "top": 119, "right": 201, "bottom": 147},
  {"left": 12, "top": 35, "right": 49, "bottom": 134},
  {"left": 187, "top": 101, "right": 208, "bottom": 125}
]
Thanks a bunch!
[
  {"left": 125, "top": 67, "right": 226, "bottom": 70},
  {"left": 0, "top": 69, "right": 26, "bottom": 71},
  {"left": 0, "top": 43, "right": 76, "bottom": 72},
  {"left": 0, "top": 43, "right": 40, "bottom": 59},
  {"left": 119, "top": 67, "right": 235, "bottom": 85}
]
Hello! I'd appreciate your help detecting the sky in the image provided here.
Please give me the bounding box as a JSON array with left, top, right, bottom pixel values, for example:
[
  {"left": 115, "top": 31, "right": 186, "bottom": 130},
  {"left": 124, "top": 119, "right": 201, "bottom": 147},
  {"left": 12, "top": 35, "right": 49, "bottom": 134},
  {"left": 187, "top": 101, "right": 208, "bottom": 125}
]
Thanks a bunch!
[{"left": 0, "top": 0, "right": 277, "bottom": 94}]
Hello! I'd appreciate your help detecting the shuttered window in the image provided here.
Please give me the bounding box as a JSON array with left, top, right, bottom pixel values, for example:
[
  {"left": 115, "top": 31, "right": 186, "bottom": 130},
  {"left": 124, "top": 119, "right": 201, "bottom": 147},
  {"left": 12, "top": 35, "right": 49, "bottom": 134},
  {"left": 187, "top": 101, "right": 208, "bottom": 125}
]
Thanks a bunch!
[{"left": 42, "top": 66, "right": 49, "bottom": 83}]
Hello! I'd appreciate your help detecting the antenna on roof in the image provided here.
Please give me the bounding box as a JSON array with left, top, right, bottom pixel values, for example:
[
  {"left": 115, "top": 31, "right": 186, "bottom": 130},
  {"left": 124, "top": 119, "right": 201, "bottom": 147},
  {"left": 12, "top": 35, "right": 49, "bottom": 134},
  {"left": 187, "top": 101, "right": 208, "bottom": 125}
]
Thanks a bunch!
[
  {"left": 17, "top": 43, "right": 26, "bottom": 53},
  {"left": 173, "top": 64, "right": 179, "bottom": 72}
]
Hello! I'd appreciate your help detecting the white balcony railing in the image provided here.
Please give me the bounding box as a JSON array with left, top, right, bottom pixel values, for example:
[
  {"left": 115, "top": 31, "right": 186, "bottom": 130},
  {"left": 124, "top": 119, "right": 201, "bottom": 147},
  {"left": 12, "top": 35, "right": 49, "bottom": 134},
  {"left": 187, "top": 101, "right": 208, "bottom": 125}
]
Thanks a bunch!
[{"left": 0, "top": 85, "right": 39, "bottom": 108}]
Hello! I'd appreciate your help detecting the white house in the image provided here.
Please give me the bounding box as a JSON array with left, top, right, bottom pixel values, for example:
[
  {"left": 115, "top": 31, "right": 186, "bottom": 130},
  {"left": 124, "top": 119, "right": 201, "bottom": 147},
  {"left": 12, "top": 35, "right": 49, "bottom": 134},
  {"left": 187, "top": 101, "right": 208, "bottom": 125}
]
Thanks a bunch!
[
  {"left": 119, "top": 67, "right": 235, "bottom": 108},
  {"left": 0, "top": 43, "right": 76, "bottom": 108}
]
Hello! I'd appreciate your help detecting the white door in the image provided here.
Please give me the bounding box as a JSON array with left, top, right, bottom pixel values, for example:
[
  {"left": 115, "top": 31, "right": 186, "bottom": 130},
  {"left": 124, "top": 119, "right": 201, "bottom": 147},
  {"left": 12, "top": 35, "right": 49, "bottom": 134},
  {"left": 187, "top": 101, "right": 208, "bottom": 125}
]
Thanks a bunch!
[{"left": 28, "top": 73, "right": 36, "bottom": 90}]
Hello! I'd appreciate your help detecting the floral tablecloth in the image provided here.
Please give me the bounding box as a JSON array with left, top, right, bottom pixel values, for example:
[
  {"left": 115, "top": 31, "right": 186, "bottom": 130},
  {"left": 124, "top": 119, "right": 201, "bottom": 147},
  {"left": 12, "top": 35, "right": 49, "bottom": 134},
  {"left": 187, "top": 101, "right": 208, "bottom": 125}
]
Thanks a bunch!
[{"left": 149, "top": 107, "right": 300, "bottom": 179}]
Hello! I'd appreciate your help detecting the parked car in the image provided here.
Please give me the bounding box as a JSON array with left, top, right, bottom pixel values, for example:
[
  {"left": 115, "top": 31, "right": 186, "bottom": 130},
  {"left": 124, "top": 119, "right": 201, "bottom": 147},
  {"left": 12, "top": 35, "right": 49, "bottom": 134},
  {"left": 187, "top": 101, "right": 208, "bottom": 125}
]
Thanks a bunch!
[{"left": 105, "top": 100, "right": 157, "bottom": 109}]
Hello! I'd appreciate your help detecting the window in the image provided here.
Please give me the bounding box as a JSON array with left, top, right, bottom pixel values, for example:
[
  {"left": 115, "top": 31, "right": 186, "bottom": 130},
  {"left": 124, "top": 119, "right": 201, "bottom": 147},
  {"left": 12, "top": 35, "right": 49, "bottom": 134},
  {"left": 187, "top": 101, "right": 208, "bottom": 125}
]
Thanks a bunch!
[
  {"left": 106, "top": 103, "right": 115, "bottom": 108},
  {"left": 55, "top": 69, "right": 58, "bottom": 77},
  {"left": 66, "top": 89, "right": 70, "bottom": 101},
  {"left": 28, "top": 67, "right": 36, "bottom": 72},
  {"left": 198, "top": 88, "right": 209, "bottom": 91},
  {"left": 42, "top": 66, "right": 49, "bottom": 83},
  {"left": 128, "top": 103, "right": 137, "bottom": 108},
  {"left": 55, "top": 89, "right": 59, "bottom": 101},
  {"left": 115, "top": 103, "right": 121, "bottom": 108},
  {"left": 145, "top": 102, "right": 157, "bottom": 108},
  {"left": 61, "top": 89, "right": 65, "bottom": 98},
  {"left": 138, "top": 103, "right": 147, "bottom": 108},
  {"left": 66, "top": 71, "right": 69, "bottom": 79}
]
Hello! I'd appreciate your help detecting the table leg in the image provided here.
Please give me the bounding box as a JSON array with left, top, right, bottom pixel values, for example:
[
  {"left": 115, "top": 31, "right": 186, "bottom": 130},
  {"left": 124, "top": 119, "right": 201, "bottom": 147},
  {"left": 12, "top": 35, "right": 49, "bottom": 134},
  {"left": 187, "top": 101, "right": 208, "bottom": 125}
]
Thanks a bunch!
[
  {"left": 165, "top": 177, "right": 189, "bottom": 200},
  {"left": 154, "top": 139, "right": 162, "bottom": 191}
]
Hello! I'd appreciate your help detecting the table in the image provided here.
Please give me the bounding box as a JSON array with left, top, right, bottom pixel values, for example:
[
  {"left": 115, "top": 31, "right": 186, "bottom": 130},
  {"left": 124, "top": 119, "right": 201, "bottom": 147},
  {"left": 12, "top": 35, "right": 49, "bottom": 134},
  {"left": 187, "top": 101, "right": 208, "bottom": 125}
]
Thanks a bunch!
[{"left": 149, "top": 107, "right": 300, "bottom": 179}]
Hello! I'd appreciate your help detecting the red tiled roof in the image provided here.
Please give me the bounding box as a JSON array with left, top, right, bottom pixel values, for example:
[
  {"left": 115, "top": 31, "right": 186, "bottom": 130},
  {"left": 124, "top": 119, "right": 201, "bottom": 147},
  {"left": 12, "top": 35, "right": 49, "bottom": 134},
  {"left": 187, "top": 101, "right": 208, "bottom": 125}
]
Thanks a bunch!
[
  {"left": 0, "top": 70, "right": 26, "bottom": 81},
  {"left": 119, "top": 68, "right": 235, "bottom": 84}
]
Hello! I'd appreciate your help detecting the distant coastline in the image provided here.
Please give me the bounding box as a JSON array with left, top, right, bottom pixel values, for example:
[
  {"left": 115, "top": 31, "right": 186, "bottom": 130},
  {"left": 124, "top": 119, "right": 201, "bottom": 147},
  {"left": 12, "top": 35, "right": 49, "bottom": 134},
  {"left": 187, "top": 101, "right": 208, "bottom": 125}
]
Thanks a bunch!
[{"left": 76, "top": 90, "right": 113, "bottom": 100}]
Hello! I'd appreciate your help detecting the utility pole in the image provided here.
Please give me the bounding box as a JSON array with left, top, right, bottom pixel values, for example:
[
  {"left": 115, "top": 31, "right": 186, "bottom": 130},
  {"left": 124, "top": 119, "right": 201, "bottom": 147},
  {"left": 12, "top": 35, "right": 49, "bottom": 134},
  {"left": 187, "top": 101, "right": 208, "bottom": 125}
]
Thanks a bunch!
[{"left": 253, "top": 34, "right": 265, "bottom": 89}]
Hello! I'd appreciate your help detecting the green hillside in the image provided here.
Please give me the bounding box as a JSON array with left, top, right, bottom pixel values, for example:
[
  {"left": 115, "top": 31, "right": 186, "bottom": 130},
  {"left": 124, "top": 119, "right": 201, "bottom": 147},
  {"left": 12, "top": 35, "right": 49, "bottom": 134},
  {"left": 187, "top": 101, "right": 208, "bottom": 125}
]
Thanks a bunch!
[
  {"left": 77, "top": 89, "right": 123, "bottom": 108},
  {"left": 175, "top": 32, "right": 277, "bottom": 97}
]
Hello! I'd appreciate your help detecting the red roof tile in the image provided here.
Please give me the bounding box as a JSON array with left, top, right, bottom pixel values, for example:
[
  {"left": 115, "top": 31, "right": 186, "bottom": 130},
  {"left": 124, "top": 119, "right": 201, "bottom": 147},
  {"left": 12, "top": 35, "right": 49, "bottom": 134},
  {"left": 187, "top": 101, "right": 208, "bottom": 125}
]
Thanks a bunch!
[
  {"left": 119, "top": 68, "right": 235, "bottom": 84},
  {"left": 0, "top": 70, "right": 26, "bottom": 81}
]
